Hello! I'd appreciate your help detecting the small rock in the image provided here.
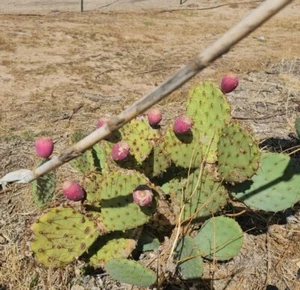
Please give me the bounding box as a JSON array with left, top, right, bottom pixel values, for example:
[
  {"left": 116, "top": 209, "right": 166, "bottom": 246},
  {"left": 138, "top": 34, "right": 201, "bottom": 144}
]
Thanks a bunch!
[{"left": 257, "top": 36, "right": 266, "bottom": 42}]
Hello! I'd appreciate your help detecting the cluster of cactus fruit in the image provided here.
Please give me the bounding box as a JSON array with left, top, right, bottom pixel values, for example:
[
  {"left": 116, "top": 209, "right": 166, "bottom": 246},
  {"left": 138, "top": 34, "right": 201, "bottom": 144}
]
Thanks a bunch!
[{"left": 30, "top": 75, "right": 300, "bottom": 287}]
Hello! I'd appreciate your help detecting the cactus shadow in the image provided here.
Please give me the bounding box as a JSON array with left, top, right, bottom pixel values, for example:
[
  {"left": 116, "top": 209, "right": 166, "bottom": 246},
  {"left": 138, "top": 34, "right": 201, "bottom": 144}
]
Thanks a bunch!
[
  {"left": 106, "top": 130, "right": 122, "bottom": 143},
  {"left": 153, "top": 164, "right": 197, "bottom": 186},
  {"left": 224, "top": 199, "right": 299, "bottom": 235},
  {"left": 234, "top": 208, "right": 295, "bottom": 235},
  {"left": 174, "top": 130, "right": 194, "bottom": 144},
  {"left": 97, "top": 189, "right": 158, "bottom": 217},
  {"left": 259, "top": 134, "right": 300, "bottom": 157},
  {"left": 162, "top": 279, "right": 216, "bottom": 290}
]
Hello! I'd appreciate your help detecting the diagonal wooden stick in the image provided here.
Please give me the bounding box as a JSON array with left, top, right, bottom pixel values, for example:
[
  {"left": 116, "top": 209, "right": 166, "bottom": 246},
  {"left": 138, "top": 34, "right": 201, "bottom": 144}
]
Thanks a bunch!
[{"left": 0, "top": 0, "right": 293, "bottom": 185}]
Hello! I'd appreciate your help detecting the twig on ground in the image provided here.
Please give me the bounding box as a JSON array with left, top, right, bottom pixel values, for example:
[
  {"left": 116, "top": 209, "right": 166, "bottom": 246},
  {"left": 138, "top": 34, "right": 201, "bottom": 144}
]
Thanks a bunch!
[{"left": 82, "top": 92, "right": 122, "bottom": 102}]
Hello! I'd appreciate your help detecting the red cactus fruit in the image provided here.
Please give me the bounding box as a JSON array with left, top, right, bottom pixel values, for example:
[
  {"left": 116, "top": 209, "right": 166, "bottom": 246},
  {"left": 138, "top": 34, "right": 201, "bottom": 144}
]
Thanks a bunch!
[
  {"left": 220, "top": 73, "right": 239, "bottom": 94},
  {"left": 34, "top": 137, "right": 54, "bottom": 158},
  {"left": 173, "top": 115, "right": 193, "bottom": 134},
  {"left": 111, "top": 141, "right": 130, "bottom": 161},
  {"left": 133, "top": 186, "right": 153, "bottom": 207},
  {"left": 147, "top": 108, "right": 162, "bottom": 126},
  {"left": 62, "top": 180, "right": 85, "bottom": 201}
]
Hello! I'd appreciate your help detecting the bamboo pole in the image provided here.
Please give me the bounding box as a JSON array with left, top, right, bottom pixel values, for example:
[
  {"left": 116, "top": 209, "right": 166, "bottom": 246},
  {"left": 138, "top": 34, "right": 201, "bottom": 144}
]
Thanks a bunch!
[{"left": 0, "top": 0, "right": 293, "bottom": 186}]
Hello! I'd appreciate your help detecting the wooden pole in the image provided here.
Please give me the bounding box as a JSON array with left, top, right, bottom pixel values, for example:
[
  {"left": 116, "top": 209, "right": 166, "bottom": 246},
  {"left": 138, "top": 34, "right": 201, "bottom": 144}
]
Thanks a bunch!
[{"left": 81, "top": 0, "right": 83, "bottom": 12}]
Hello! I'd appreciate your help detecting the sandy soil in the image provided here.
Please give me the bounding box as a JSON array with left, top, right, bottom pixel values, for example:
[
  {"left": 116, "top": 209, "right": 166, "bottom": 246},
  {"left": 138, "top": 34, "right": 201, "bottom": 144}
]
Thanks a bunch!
[{"left": 0, "top": 0, "right": 300, "bottom": 289}]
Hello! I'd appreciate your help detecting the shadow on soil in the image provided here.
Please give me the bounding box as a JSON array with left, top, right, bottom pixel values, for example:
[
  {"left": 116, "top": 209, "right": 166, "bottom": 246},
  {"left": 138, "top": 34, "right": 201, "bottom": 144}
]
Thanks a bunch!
[
  {"left": 233, "top": 206, "right": 298, "bottom": 235},
  {"left": 260, "top": 134, "right": 300, "bottom": 157}
]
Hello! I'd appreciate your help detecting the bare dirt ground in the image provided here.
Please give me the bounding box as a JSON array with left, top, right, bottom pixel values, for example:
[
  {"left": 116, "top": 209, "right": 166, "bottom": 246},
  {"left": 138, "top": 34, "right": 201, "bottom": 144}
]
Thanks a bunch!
[{"left": 0, "top": 0, "right": 300, "bottom": 289}]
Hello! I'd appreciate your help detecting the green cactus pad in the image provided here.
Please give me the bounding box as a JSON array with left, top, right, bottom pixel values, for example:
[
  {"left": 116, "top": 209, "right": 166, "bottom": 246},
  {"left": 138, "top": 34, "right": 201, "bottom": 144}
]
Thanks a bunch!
[
  {"left": 164, "top": 125, "right": 202, "bottom": 168},
  {"left": 136, "top": 230, "right": 160, "bottom": 252},
  {"left": 104, "top": 141, "right": 171, "bottom": 178},
  {"left": 175, "top": 236, "right": 203, "bottom": 280},
  {"left": 161, "top": 177, "right": 183, "bottom": 196},
  {"left": 217, "top": 121, "right": 261, "bottom": 183},
  {"left": 69, "top": 132, "right": 99, "bottom": 173},
  {"left": 119, "top": 117, "right": 158, "bottom": 164},
  {"left": 186, "top": 82, "right": 231, "bottom": 163},
  {"left": 88, "top": 231, "right": 137, "bottom": 267},
  {"left": 230, "top": 152, "right": 300, "bottom": 211},
  {"left": 99, "top": 118, "right": 162, "bottom": 171},
  {"left": 137, "top": 142, "right": 171, "bottom": 178},
  {"left": 92, "top": 143, "right": 109, "bottom": 173},
  {"left": 30, "top": 207, "right": 99, "bottom": 268},
  {"left": 105, "top": 258, "right": 157, "bottom": 287},
  {"left": 194, "top": 216, "right": 244, "bottom": 261},
  {"left": 31, "top": 158, "right": 56, "bottom": 207},
  {"left": 83, "top": 170, "right": 156, "bottom": 232},
  {"left": 160, "top": 169, "right": 190, "bottom": 195},
  {"left": 171, "top": 169, "right": 228, "bottom": 221}
]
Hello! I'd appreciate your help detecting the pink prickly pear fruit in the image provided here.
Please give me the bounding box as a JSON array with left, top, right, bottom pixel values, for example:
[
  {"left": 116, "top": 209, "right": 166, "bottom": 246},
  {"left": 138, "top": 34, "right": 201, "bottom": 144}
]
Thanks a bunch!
[
  {"left": 173, "top": 115, "right": 193, "bottom": 134},
  {"left": 147, "top": 108, "right": 162, "bottom": 126},
  {"left": 220, "top": 73, "right": 239, "bottom": 94},
  {"left": 34, "top": 137, "right": 54, "bottom": 158},
  {"left": 133, "top": 185, "right": 153, "bottom": 207},
  {"left": 111, "top": 141, "right": 130, "bottom": 161},
  {"left": 62, "top": 180, "right": 85, "bottom": 201}
]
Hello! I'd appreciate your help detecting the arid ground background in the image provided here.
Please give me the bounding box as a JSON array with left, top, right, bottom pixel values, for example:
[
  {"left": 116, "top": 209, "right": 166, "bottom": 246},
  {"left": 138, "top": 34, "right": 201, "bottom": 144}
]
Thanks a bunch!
[{"left": 0, "top": 0, "right": 300, "bottom": 289}]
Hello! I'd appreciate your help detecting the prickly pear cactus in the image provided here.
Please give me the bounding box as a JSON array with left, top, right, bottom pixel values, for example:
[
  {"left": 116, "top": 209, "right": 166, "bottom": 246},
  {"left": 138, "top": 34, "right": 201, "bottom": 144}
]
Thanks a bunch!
[
  {"left": 175, "top": 236, "right": 203, "bottom": 280},
  {"left": 230, "top": 152, "right": 300, "bottom": 211},
  {"left": 186, "top": 82, "right": 231, "bottom": 163},
  {"left": 170, "top": 168, "right": 228, "bottom": 221},
  {"left": 105, "top": 258, "right": 157, "bottom": 287},
  {"left": 194, "top": 216, "right": 243, "bottom": 261},
  {"left": 31, "top": 158, "right": 56, "bottom": 207},
  {"left": 69, "top": 131, "right": 100, "bottom": 173},
  {"left": 108, "top": 141, "right": 170, "bottom": 178},
  {"left": 29, "top": 80, "right": 287, "bottom": 282},
  {"left": 217, "top": 121, "right": 261, "bottom": 183},
  {"left": 164, "top": 125, "right": 202, "bottom": 168},
  {"left": 30, "top": 207, "right": 99, "bottom": 267},
  {"left": 83, "top": 169, "right": 156, "bottom": 232},
  {"left": 92, "top": 143, "right": 109, "bottom": 174},
  {"left": 88, "top": 230, "right": 138, "bottom": 267},
  {"left": 137, "top": 142, "right": 171, "bottom": 178},
  {"left": 120, "top": 117, "right": 159, "bottom": 163},
  {"left": 136, "top": 230, "right": 160, "bottom": 252},
  {"left": 102, "top": 117, "right": 158, "bottom": 166}
]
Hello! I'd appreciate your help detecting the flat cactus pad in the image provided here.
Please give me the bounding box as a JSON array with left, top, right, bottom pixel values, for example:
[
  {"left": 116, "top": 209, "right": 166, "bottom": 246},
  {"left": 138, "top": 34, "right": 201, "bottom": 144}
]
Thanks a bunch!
[
  {"left": 105, "top": 258, "right": 157, "bottom": 287},
  {"left": 194, "top": 216, "right": 244, "bottom": 261},
  {"left": 186, "top": 82, "right": 231, "bottom": 163},
  {"left": 217, "top": 121, "right": 261, "bottom": 183},
  {"left": 30, "top": 207, "right": 99, "bottom": 268},
  {"left": 175, "top": 236, "right": 203, "bottom": 280}
]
